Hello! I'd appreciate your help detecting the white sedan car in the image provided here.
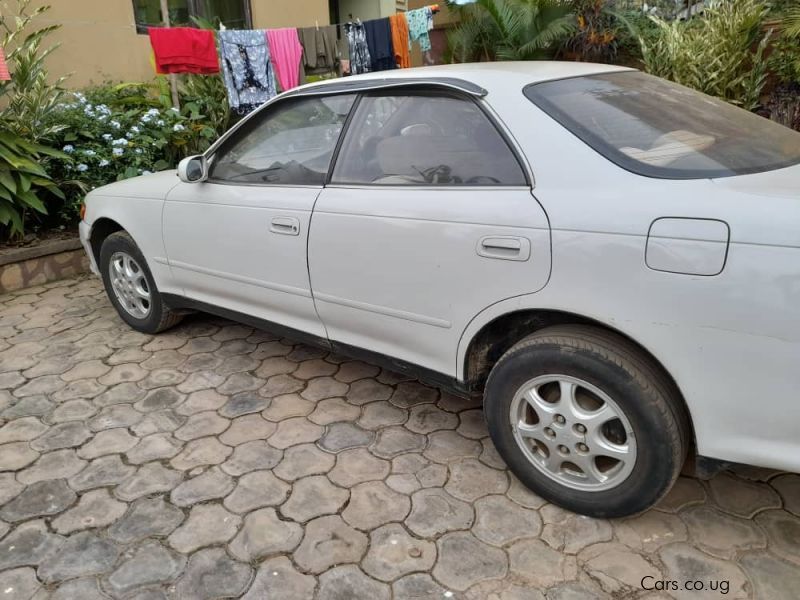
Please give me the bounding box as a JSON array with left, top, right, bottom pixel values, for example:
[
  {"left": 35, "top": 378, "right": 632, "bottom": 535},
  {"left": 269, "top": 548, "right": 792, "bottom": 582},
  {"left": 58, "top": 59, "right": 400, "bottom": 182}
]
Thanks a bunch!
[{"left": 80, "top": 62, "right": 800, "bottom": 517}]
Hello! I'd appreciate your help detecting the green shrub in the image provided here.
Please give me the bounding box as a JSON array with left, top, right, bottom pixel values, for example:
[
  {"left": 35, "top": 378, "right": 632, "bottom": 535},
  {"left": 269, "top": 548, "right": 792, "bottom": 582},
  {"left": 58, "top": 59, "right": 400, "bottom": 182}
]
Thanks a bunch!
[
  {"left": 446, "top": 0, "right": 576, "bottom": 62},
  {"left": 0, "top": 131, "right": 66, "bottom": 237},
  {"left": 637, "top": 0, "right": 771, "bottom": 111},
  {"left": 0, "top": 0, "right": 68, "bottom": 142},
  {"left": 44, "top": 91, "right": 191, "bottom": 218}
]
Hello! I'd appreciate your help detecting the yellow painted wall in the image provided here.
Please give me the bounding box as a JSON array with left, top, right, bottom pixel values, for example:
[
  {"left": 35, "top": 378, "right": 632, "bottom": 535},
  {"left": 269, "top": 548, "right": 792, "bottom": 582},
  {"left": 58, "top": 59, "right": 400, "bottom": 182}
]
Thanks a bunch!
[
  {"left": 24, "top": 0, "right": 331, "bottom": 88},
  {"left": 252, "top": 0, "right": 330, "bottom": 29}
]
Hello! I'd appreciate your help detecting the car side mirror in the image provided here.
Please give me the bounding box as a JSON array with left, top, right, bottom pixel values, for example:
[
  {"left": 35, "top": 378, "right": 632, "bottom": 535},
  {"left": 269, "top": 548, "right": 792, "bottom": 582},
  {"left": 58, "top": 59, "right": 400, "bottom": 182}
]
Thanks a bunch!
[{"left": 177, "top": 155, "right": 208, "bottom": 183}]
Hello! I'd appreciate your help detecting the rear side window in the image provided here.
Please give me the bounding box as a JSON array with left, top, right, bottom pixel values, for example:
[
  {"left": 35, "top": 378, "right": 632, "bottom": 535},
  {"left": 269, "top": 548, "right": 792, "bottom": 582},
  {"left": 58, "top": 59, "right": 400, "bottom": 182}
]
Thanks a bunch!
[
  {"left": 525, "top": 71, "right": 800, "bottom": 179},
  {"left": 331, "top": 93, "right": 527, "bottom": 186}
]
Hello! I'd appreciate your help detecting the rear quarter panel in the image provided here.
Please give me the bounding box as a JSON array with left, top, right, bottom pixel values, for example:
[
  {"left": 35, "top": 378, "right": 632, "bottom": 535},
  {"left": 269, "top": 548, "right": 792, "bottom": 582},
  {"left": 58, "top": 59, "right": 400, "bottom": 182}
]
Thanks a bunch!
[{"left": 463, "top": 95, "right": 800, "bottom": 471}]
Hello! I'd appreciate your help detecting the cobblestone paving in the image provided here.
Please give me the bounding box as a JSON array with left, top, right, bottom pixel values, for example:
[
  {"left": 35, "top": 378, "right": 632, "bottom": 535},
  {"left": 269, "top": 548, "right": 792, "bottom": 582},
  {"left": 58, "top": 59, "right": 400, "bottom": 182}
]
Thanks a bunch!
[{"left": 0, "top": 275, "right": 798, "bottom": 599}]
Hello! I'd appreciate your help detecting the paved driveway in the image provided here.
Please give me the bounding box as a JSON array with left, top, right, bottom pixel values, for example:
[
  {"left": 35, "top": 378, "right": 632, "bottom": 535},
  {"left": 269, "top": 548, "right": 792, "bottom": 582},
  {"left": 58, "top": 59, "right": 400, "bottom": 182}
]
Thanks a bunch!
[{"left": 0, "top": 275, "right": 798, "bottom": 599}]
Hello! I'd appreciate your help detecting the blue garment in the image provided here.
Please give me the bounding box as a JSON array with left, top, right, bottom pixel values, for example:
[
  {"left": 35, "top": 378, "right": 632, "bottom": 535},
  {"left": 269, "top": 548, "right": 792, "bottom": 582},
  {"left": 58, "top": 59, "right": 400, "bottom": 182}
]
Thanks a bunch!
[
  {"left": 218, "top": 30, "right": 277, "bottom": 114},
  {"left": 363, "top": 18, "right": 396, "bottom": 72}
]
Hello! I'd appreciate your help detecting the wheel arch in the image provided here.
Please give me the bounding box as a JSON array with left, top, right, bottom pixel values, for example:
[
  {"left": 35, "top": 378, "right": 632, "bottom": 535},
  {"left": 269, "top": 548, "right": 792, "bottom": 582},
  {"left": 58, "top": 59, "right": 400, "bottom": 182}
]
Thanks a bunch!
[
  {"left": 460, "top": 308, "right": 695, "bottom": 449},
  {"left": 88, "top": 217, "right": 126, "bottom": 265}
]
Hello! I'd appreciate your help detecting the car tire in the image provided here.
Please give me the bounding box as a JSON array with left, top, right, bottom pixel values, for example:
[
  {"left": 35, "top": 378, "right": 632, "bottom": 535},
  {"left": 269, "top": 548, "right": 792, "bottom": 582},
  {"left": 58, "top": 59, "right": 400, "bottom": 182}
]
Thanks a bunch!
[
  {"left": 99, "top": 231, "right": 182, "bottom": 334},
  {"left": 484, "top": 324, "right": 689, "bottom": 518}
]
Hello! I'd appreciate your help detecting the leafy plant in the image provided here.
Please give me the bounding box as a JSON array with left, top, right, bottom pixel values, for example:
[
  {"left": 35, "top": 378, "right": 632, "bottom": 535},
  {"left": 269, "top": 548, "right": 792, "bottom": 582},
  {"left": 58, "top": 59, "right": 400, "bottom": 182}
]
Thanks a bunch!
[
  {"left": 637, "top": 0, "right": 771, "bottom": 110},
  {"left": 0, "top": 131, "right": 66, "bottom": 237},
  {"left": 565, "top": 0, "right": 619, "bottom": 62},
  {"left": 0, "top": 0, "right": 68, "bottom": 142},
  {"left": 446, "top": 0, "right": 576, "bottom": 62},
  {"left": 43, "top": 90, "right": 195, "bottom": 217}
]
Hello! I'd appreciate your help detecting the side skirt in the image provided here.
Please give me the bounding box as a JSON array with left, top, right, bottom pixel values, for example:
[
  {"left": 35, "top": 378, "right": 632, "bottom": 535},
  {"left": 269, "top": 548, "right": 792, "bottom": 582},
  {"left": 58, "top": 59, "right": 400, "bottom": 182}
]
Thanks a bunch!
[{"left": 161, "top": 294, "right": 477, "bottom": 400}]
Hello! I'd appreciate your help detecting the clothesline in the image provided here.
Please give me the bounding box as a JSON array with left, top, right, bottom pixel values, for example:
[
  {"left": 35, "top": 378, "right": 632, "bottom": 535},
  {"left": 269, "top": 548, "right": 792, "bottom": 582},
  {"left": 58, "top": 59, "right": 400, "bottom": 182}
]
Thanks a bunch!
[{"left": 149, "top": 5, "right": 441, "bottom": 115}]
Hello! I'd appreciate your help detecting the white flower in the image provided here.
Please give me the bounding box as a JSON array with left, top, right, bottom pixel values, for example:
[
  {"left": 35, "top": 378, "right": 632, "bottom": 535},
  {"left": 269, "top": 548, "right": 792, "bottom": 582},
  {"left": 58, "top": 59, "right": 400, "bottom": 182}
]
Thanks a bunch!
[
  {"left": 62, "top": 145, "right": 74, "bottom": 153},
  {"left": 112, "top": 138, "right": 128, "bottom": 146},
  {"left": 135, "top": 148, "right": 143, "bottom": 154},
  {"left": 130, "top": 126, "right": 140, "bottom": 134},
  {"left": 126, "top": 132, "right": 134, "bottom": 139},
  {"left": 99, "top": 159, "right": 110, "bottom": 167},
  {"left": 83, "top": 149, "right": 96, "bottom": 156},
  {"left": 77, "top": 163, "right": 89, "bottom": 172},
  {"left": 172, "top": 123, "right": 185, "bottom": 132},
  {"left": 157, "top": 120, "right": 165, "bottom": 126},
  {"left": 102, "top": 134, "right": 112, "bottom": 141},
  {"left": 110, "top": 120, "right": 121, "bottom": 129},
  {"left": 113, "top": 147, "right": 124, "bottom": 156}
]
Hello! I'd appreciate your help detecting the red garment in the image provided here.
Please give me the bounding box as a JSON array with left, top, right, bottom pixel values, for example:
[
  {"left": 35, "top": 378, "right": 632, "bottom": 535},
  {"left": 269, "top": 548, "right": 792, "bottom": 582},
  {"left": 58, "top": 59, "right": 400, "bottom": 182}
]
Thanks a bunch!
[
  {"left": 148, "top": 27, "right": 219, "bottom": 74},
  {"left": 0, "top": 48, "right": 10, "bottom": 81}
]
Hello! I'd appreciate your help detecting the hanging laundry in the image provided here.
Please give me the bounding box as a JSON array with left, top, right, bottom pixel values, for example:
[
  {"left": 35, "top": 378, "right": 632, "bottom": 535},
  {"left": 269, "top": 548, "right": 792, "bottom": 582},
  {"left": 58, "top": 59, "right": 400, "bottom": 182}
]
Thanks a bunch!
[
  {"left": 388, "top": 13, "right": 411, "bottom": 69},
  {"left": 344, "top": 22, "right": 371, "bottom": 75},
  {"left": 0, "top": 48, "right": 10, "bottom": 81},
  {"left": 218, "top": 30, "right": 277, "bottom": 115},
  {"left": 363, "top": 18, "right": 396, "bottom": 72},
  {"left": 407, "top": 7, "right": 434, "bottom": 53},
  {"left": 299, "top": 25, "right": 339, "bottom": 73},
  {"left": 266, "top": 28, "right": 304, "bottom": 92},
  {"left": 148, "top": 27, "right": 219, "bottom": 74}
]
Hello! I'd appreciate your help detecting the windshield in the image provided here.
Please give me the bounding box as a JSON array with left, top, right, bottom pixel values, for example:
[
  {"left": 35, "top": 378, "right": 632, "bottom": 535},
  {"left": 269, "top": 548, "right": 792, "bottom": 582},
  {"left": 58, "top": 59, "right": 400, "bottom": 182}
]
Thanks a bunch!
[{"left": 524, "top": 71, "right": 800, "bottom": 179}]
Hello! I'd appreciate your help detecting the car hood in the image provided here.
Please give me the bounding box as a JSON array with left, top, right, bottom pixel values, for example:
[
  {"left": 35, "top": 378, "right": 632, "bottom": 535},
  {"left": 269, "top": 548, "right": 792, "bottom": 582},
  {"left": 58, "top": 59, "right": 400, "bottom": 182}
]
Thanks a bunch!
[{"left": 89, "top": 169, "right": 180, "bottom": 199}]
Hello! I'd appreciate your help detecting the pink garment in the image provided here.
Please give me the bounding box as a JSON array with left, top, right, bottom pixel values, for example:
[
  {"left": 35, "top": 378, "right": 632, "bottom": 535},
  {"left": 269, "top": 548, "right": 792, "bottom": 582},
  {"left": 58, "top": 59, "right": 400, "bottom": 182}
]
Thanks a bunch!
[{"left": 266, "top": 28, "right": 303, "bottom": 92}]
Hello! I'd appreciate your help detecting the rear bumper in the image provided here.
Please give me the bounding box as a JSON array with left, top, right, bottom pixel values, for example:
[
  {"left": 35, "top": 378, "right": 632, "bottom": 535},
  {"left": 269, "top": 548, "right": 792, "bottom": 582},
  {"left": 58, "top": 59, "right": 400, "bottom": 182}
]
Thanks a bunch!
[{"left": 78, "top": 220, "right": 100, "bottom": 276}]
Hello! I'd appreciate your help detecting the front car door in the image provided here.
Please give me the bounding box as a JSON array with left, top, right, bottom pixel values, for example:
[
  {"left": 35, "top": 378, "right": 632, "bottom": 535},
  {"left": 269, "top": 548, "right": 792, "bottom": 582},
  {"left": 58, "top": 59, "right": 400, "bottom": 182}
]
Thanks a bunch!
[
  {"left": 308, "top": 89, "right": 552, "bottom": 379},
  {"left": 163, "top": 94, "right": 356, "bottom": 338}
]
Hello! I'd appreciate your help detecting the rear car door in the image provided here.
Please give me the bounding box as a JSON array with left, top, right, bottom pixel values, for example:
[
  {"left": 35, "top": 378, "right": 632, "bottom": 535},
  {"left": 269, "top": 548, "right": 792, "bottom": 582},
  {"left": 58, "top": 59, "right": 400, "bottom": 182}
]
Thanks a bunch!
[
  {"left": 163, "top": 94, "right": 355, "bottom": 338},
  {"left": 308, "top": 89, "right": 552, "bottom": 377}
]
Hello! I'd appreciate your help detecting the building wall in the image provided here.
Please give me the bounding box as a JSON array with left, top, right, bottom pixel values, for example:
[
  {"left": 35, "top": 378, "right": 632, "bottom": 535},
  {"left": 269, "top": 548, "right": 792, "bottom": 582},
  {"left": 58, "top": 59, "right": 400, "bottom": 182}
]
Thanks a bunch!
[{"left": 30, "top": 0, "right": 331, "bottom": 88}]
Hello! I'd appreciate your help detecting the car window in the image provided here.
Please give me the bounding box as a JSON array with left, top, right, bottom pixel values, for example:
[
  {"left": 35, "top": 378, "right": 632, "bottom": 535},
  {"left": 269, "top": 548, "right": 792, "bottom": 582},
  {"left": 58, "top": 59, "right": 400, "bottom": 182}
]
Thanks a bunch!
[
  {"left": 210, "top": 94, "right": 356, "bottom": 185},
  {"left": 524, "top": 71, "right": 800, "bottom": 179},
  {"left": 331, "top": 93, "right": 527, "bottom": 186}
]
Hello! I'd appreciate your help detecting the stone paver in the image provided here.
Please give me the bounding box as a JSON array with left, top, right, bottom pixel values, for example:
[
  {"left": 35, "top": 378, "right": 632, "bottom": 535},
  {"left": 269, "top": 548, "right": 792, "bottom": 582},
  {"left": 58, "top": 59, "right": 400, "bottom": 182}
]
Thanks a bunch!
[{"left": 0, "top": 276, "right": 796, "bottom": 598}]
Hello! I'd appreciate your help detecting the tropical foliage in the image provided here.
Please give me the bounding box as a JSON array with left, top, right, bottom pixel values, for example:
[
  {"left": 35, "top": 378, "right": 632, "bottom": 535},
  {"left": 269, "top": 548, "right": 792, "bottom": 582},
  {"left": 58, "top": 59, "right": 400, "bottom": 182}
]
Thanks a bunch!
[
  {"left": 0, "top": 0, "right": 67, "bottom": 142},
  {"left": 446, "top": 0, "right": 576, "bottom": 62},
  {"left": 0, "top": 0, "right": 69, "bottom": 238},
  {"left": 0, "top": 132, "right": 66, "bottom": 236},
  {"left": 637, "top": 0, "right": 771, "bottom": 111}
]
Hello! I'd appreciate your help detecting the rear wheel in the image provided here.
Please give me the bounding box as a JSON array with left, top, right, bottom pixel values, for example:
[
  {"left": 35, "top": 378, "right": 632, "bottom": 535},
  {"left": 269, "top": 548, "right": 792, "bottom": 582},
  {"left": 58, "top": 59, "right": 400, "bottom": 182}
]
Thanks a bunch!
[
  {"left": 99, "top": 231, "right": 182, "bottom": 334},
  {"left": 484, "top": 325, "right": 688, "bottom": 518}
]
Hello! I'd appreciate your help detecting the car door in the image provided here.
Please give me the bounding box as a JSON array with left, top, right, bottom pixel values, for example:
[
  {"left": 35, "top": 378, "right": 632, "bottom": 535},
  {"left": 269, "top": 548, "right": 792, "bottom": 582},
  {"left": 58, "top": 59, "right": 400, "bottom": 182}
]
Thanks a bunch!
[
  {"left": 308, "top": 90, "right": 552, "bottom": 377},
  {"left": 163, "top": 94, "right": 356, "bottom": 338}
]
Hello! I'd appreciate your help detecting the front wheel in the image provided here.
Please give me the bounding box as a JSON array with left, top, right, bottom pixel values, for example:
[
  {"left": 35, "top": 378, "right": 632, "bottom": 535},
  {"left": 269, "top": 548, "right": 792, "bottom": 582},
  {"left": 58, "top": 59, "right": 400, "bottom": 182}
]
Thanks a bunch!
[
  {"left": 99, "top": 231, "right": 182, "bottom": 334},
  {"left": 484, "top": 325, "right": 689, "bottom": 518}
]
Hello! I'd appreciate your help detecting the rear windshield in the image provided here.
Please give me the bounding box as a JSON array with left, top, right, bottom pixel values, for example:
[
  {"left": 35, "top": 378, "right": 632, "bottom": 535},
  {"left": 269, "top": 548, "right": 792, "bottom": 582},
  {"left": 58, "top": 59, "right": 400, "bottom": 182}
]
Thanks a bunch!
[{"left": 524, "top": 71, "right": 800, "bottom": 179}]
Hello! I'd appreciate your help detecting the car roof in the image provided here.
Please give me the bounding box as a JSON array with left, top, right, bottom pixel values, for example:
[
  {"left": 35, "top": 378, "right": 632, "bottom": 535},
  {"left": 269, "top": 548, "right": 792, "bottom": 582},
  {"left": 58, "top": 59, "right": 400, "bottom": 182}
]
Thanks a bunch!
[{"left": 288, "top": 61, "right": 633, "bottom": 97}]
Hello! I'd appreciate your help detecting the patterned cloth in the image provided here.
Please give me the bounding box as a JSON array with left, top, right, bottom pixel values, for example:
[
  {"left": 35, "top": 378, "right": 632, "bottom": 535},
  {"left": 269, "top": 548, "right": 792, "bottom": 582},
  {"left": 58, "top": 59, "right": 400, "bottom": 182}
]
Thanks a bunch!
[
  {"left": 344, "top": 22, "right": 371, "bottom": 75},
  {"left": 407, "top": 7, "right": 434, "bottom": 53},
  {"left": 218, "top": 29, "right": 277, "bottom": 115}
]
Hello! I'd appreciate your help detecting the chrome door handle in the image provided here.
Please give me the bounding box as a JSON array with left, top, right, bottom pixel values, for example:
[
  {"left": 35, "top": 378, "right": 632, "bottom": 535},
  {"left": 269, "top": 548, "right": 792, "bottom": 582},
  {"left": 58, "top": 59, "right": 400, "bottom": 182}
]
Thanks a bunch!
[
  {"left": 270, "top": 216, "right": 300, "bottom": 236},
  {"left": 477, "top": 236, "right": 531, "bottom": 261}
]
